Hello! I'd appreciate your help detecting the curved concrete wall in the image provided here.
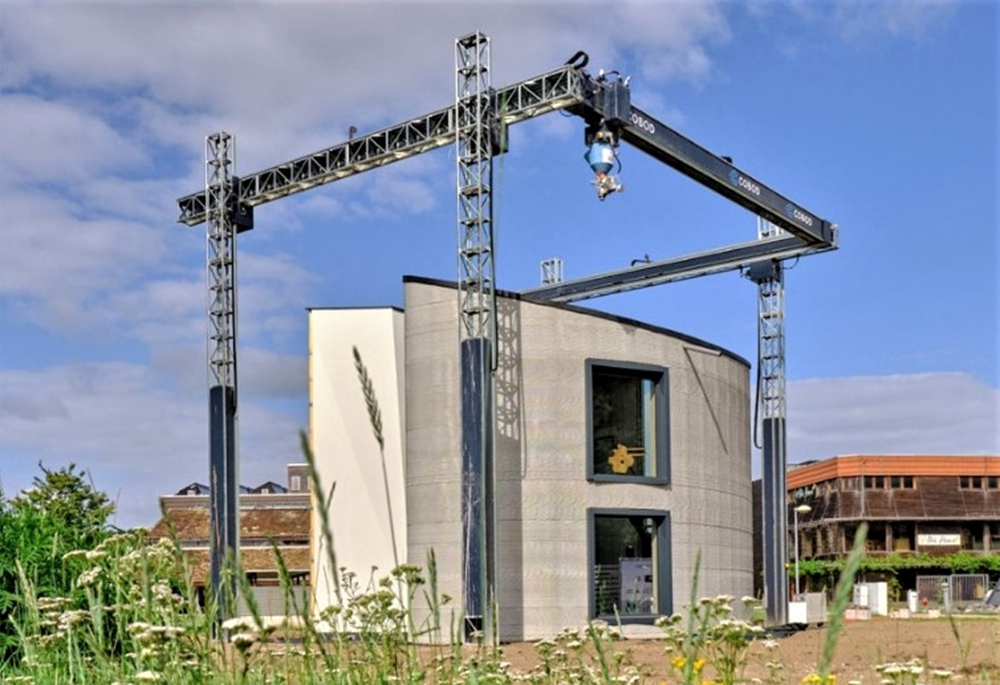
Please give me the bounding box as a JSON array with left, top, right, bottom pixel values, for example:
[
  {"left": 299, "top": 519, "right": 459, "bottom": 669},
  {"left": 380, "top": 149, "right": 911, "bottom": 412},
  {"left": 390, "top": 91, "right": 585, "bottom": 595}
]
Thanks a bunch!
[{"left": 404, "top": 278, "right": 752, "bottom": 641}]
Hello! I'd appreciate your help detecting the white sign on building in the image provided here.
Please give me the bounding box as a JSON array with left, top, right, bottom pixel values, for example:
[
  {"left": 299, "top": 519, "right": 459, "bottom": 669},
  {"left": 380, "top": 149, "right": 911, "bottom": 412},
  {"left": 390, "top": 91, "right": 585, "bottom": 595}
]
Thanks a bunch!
[{"left": 917, "top": 533, "right": 961, "bottom": 546}]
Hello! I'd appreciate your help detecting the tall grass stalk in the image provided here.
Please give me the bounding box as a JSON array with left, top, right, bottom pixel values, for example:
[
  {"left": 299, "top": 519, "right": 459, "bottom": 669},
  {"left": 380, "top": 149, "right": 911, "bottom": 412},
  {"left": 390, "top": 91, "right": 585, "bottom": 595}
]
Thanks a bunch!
[
  {"left": 299, "top": 428, "right": 342, "bottom": 613},
  {"left": 817, "top": 521, "right": 867, "bottom": 679}
]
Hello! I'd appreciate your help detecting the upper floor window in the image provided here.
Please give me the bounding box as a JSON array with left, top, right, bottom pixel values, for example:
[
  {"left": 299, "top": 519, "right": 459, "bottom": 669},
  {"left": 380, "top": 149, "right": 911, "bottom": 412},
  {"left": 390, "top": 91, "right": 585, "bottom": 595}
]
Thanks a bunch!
[
  {"left": 890, "top": 476, "right": 915, "bottom": 489},
  {"left": 989, "top": 476, "right": 999, "bottom": 490},
  {"left": 959, "top": 475, "right": 984, "bottom": 489},
  {"left": 864, "top": 475, "right": 887, "bottom": 489},
  {"left": 587, "top": 360, "right": 669, "bottom": 484}
]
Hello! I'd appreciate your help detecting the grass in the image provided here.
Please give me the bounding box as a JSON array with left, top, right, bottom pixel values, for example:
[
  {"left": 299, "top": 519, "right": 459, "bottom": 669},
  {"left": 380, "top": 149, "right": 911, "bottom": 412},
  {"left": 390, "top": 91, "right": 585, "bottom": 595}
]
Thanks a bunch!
[
  {"left": 4, "top": 352, "right": 997, "bottom": 683},
  {"left": 7, "top": 536, "right": 997, "bottom": 684}
]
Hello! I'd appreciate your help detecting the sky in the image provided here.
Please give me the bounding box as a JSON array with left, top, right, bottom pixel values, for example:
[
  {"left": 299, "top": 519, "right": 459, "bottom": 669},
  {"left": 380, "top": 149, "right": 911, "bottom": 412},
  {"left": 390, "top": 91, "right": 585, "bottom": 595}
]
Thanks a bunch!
[{"left": 1, "top": 0, "right": 997, "bottom": 529}]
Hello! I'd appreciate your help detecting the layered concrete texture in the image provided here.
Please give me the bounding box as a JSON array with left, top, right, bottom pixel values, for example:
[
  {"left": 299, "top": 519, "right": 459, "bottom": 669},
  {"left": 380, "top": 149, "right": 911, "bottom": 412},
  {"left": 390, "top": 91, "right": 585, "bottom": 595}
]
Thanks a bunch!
[
  {"left": 403, "top": 277, "right": 753, "bottom": 641},
  {"left": 308, "top": 308, "right": 407, "bottom": 617}
]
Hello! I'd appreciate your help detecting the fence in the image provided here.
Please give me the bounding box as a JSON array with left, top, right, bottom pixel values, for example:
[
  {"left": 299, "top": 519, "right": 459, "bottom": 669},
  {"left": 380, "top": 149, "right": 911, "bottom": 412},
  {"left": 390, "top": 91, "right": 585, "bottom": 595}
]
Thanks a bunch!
[{"left": 916, "top": 573, "right": 990, "bottom": 608}]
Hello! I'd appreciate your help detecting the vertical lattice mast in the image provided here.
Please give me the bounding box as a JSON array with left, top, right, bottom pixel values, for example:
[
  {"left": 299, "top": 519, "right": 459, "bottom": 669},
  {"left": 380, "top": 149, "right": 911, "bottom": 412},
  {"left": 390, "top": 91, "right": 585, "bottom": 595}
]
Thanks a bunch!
[
  {"left": 456, "top": 31, "right": 497, "bottom": 641},
  {"left": 756, "top": 217, "right": 788, "bottom": 625},
  {"left": 205, "top": 132, "right": 240, "bottom": 621},
  {"left": 456, "top": 32, "right": 496, "bottom": 341}
]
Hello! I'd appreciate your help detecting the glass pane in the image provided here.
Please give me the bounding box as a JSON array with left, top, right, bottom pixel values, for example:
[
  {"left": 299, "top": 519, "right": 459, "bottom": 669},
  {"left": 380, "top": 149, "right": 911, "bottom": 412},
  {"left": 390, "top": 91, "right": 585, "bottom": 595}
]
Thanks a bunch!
[
  {"left": 593, "top": 515, "right": 657, "bottom": 616},
  {"left": 592, "top": 369, "right": 656, "bottom": 477}
]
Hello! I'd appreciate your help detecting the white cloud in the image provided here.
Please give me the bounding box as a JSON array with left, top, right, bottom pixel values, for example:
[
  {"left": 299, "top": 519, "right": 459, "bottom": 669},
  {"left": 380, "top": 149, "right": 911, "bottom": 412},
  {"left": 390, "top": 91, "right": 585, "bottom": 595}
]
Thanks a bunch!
[
  {"left": 785, "top": 372, "right": 1000, "bottom": 461},
  {"left": 0, "top": 360, "right": 306, "bottom": 528},
  {"left": 830, "top": 0, "right": 958, "bottom": 41},
  {"left": 0, "top": 94, "right": 149, "bottom": 183}
]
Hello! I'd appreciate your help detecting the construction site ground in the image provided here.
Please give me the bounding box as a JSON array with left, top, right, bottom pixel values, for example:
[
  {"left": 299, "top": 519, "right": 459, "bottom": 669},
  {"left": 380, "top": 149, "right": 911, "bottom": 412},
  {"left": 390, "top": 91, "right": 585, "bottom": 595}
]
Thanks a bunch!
[{"left": 491, "top": 616, "right": 1000, "bottom": 682}]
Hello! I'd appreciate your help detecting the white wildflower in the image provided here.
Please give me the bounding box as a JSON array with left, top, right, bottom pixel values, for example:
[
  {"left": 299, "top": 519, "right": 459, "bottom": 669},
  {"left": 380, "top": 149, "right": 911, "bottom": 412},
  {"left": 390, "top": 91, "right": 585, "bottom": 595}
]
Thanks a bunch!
[
  {"left": 221, "top": 616, "right": 256, "bottom": 632},
  {"left": 77, "top": 566, "right": 102, "bottom": 588},
  {"left": 58, "top": 609, "right": 90, "bottom": 629},
  {"left": 231, "top": 632, "right": 256, "bottom": 649}
]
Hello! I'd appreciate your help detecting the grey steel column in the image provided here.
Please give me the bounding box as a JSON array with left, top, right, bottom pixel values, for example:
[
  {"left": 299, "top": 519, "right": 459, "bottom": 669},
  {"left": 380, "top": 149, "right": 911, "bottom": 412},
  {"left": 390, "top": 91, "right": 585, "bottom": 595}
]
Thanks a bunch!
[
  {"left": 455, "top": 31, "right": 498, "bottom": 642},
  {"left": 205, "top": 132, "right": 249, "bottom": 621},
  {"left": 753, "top": 218, "right": 788, "bottom": 626}
]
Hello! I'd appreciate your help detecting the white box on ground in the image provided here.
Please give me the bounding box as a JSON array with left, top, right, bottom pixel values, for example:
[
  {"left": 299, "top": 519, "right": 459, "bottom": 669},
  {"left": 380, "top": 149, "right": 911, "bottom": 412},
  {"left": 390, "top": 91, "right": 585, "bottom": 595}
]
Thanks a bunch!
[{"left": 788, "top": 601, "right": 808, "bottom": 624}]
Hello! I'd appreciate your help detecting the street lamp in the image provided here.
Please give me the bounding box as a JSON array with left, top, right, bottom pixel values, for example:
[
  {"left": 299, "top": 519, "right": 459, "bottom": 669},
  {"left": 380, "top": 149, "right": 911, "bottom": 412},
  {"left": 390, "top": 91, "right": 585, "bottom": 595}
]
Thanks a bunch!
[{"left": 793, "top": 504, "right": 812, "bottom": 599}]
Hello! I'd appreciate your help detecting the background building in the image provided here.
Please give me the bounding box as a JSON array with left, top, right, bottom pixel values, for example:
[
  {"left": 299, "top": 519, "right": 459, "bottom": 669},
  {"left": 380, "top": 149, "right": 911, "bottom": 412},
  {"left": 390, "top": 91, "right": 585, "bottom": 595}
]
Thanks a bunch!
[
  {"left": 753, "top": 455, "right": 1000, "bottom": 599},
  {"left": 149, "top": 464, "right": 311, "bottom": 615},
  {"left": 309, "top": 277, "right": 753, "bottom": 641}
]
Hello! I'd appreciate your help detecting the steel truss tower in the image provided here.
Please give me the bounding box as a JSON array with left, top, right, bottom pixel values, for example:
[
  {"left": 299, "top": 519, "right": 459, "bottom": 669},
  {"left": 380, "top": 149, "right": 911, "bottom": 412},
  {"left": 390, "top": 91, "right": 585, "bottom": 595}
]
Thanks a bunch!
[
  {"left": 205, "top": 131, "right": 253, "bottom": 620},
  {"left": 455, "top": 31, "right": 498, "bottom": 640},
  {"left": 205, "top": 132, "right": 241, "bottom": 620},
  {"left": 752, "top": 218, "right": 788, "bottom": 625}
]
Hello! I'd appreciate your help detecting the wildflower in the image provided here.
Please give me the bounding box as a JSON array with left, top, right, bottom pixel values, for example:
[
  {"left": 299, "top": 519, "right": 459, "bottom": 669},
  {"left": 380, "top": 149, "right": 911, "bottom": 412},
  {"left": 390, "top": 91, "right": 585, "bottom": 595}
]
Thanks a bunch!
[
  {"left": 36, "top": 596, "right": 70, "bottom": 611},
  {"left": 802, "top": 674, "right": 836, "bottom": 685},
  {"left": 221, "top": 616, "right": 256, "bottom": 633},
  {"left": 135, "top": 671, "right": 161, "bottom": 682},
  {"left": 58, "top": 609, "right": 91, "bottom": 629},
  {"left": 231, "top": 632, "right": 256, "bottom": 651},
  {"left": 77, "top": 566, "right": 102, "bottom": 587}
]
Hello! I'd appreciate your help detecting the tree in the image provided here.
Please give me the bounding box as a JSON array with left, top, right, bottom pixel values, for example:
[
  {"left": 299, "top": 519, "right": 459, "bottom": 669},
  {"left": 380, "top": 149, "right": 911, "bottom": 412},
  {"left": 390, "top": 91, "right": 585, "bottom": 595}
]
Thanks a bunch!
[
  {"left": 0, "top": 463, "right": 115, "bottom": 668},
  {"left": 10, "top": 462, "right": 114, "bottom": 548}
]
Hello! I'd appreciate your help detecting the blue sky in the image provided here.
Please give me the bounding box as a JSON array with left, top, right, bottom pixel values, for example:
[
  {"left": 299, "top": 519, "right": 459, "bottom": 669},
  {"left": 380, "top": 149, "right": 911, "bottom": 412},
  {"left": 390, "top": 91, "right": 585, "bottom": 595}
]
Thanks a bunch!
[{"left": 1, "top": 1, "right": 997, "bottom": 528}]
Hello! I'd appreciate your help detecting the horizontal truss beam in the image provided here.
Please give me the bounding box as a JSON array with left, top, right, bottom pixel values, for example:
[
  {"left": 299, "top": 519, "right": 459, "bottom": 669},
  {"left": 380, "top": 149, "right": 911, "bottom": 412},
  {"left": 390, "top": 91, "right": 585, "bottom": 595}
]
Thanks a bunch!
[
  {"left": 618, "top": 105, "right": 837, "bottom": 246},
  {"left": 178, "top": 67, "right": 585, "bottom": 226},
  {"left": 520, "top": 235, "right": 831, "bottom": 303}
]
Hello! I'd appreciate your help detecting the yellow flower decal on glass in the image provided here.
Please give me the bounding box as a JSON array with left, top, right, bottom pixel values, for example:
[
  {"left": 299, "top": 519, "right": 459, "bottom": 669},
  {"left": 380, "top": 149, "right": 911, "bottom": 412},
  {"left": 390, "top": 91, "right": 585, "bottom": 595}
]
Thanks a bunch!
[{"left": 608, "top": 444, "right": 635, "bottom": 474}]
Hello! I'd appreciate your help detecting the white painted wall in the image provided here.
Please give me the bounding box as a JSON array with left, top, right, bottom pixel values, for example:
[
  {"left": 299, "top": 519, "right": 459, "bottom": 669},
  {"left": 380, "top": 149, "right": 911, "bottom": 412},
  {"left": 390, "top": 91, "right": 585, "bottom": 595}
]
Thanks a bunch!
[{"left": 308, "top": 308, "right": 406, "bottom": 615}]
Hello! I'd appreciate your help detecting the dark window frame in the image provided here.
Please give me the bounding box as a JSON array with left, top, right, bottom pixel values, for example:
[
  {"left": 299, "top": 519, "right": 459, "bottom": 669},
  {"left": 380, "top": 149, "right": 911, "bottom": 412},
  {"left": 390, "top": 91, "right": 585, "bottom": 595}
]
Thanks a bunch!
[
  {"left": 960, "top": 475, "right": 985, "bottom": 490},
  {"left": 585, "top": 359, "right": 670, "bottom": 485},
  {"left": 587, "top": 508, "right": 672, "bottom": 624}
]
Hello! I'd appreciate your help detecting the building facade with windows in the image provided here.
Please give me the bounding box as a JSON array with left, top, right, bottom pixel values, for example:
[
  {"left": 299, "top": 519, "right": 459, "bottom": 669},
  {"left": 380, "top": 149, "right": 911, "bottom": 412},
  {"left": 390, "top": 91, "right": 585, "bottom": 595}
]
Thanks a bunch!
[
  {"left": 309, "top": 277, "right": 753, "bottom": 641},
  {"left": 787, "top": 455, "right": 1000, "bottom": 560},
  {"left": 149, "top": 464, "right": 312, "bottom": 614}
]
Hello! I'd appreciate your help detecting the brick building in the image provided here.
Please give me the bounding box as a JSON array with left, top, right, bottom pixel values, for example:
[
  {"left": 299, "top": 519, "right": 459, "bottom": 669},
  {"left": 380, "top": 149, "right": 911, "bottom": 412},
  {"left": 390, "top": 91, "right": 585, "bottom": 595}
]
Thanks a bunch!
[
  {"left": 148, "top": 464, "right": 311, "bottom": 613},
  {"left": 753, "top": 455, "right": 1000, "bottom": 596}
]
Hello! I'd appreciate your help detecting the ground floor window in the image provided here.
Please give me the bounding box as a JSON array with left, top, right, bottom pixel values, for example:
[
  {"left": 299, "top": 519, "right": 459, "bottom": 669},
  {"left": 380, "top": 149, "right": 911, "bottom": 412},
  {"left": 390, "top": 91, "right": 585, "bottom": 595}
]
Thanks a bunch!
[{"left": 588, "top": 509, "right": 671, "bottom": 622}]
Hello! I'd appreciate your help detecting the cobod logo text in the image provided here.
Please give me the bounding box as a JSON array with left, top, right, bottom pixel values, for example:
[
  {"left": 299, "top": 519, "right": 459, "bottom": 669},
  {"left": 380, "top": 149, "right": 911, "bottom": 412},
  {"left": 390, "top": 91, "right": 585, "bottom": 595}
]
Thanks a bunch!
[
  {"left": 785, "top": 202, "right": 814, "bottom": 227},
  {"left": 728, "top": 169, "right": 760, "bottom": 196}
]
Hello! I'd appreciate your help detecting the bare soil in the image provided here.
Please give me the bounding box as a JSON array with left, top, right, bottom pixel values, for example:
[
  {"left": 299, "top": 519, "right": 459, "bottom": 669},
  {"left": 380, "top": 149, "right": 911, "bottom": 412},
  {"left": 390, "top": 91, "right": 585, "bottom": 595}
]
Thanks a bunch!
[{"left": 493, "top": 617, "right": 1000, "bottom": 682}]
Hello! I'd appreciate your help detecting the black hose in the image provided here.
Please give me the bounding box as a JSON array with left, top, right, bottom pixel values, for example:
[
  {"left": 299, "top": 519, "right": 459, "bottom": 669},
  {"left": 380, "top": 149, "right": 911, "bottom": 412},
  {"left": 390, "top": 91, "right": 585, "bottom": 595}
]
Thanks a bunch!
[{"left": 564, "top": 50, "right": 589, "bottom": 69}]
